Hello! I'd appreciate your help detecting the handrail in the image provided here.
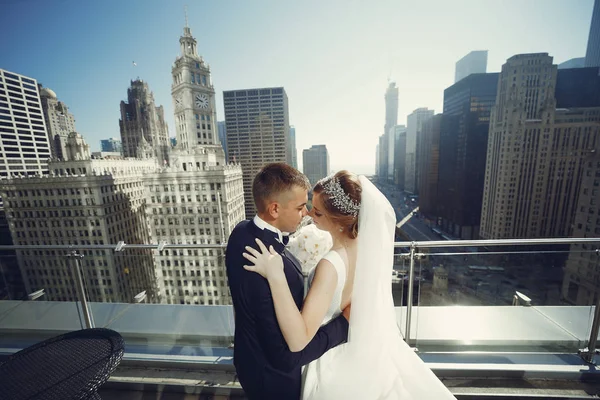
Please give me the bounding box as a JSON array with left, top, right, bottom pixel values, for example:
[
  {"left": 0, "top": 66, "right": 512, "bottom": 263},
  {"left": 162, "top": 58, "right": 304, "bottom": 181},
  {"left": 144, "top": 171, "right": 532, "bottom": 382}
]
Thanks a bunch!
[
  {"left": 395, "top": 237, "right": 600, "bottom": 248},
  {"left": 0, "top": 237, "right": 598, "bottom": 251}
]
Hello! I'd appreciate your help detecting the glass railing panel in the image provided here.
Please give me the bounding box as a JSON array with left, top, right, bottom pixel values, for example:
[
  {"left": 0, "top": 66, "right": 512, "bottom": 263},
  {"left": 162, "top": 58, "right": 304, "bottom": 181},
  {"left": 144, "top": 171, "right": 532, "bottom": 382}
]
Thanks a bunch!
[
  {"left": 108, "top": 247, "right": 229, "bottom": 306},
  {"left": 0, "top": 250, "right": 92, "bottom": 354},
  {"left": 85, "top": 248, "right": 234, "bottom": 361},
  {"left": 2, "top": 241, "right": 600, "bottom": 363},
  {"left": 392, "top": 251, "right": 409, "bottom": 337},
  {"left": 410, "top": 243, "right": 597, "bottom": 353},
  {"left": 0, "top": 252, "right": 21, "bottom": 301}
]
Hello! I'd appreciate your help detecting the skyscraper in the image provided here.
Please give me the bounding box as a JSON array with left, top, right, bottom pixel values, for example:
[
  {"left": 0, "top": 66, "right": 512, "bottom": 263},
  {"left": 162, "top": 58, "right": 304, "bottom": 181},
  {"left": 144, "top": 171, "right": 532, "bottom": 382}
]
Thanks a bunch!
[
  {"left": 0, "top": 69, "right": 51, "bottom": 179},
  {"left": 217, "top": 121, "right": 227, "bottom": 160},
  {"left": 375, "top": 82, "right": 398, "bottom": 181},
  {"left": 39, "top": 86, "right": 76, "bottom": 160},
  {"left": 558, "top": 58, "right": 585, "bottom": 69},
  {"left": 561, "top": 149, "right": 600, "bottom": 305},
  {"left": 375, "top": 143, "right": 380, "bottom": 177},
  {"left": 436, "top": 73, "right": 498, "bottom": 239},
  {"left": 100, "top": 138, "right": 122, "bottom": 153},
  {"left": 455, "top": 51, "right": 488, "bottom": 83},
  {"left": 378, "top": 134, "right": 387, "bottom": 180},
  {"left": 119, "top": 79, "right": 170, "bottom": 162},
  {"left": 224, "top": 87, "right": 290, "bottom": 218},
  {"left": 387, "top": 126, "right": 396, "bottom": 183},
  {"left": 405, "top": 107, "right": 434, "bottom": 194},
  {"left": 384, "top": 82, "right": 399, "bottom": 137},
  {"left": 0, "top": 207, "right": 23, "bottom": 300},
  {"left": 0, "top": 69, "right": 54, "bottom": 302},
  {"left": 378, "top": 82, "right": 399, "bottom": 181},
  {"left": 480, "top": 53, "right": 600, "bottom": 239},
  {"left": 303, "top": 145, "right": 330, "bottom": 185},
  {"left": 417, "top": 114, "right": 442, "bottom": 219},
  {"left": 585, "top": 0, "right": 600, "bottom": 67},
  {"left": 289, "top": 126, "right": 298, "bottom": 169},
  {"left": 393, "top": 125, "right": 407, "bottom": 189}
]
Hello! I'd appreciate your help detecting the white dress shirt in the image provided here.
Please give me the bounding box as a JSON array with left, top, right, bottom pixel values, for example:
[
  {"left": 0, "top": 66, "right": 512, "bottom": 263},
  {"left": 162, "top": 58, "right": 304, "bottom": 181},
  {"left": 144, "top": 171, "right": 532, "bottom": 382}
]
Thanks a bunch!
[{"left": 253, "top": 215, "right": 290, "bottom": 244}]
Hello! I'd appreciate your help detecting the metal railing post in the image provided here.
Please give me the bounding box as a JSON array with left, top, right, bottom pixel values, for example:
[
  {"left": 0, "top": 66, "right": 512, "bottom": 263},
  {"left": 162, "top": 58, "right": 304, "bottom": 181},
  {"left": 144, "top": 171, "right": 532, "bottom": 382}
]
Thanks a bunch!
[
  {"left": 405, "top": 243, "right": 416, "bottom": 343},
  {"left": 67, "top": 250, "right": 94, "bottom": 329},
  {"left": 582, "top": 296, "right": 600, "bottom": 363}
]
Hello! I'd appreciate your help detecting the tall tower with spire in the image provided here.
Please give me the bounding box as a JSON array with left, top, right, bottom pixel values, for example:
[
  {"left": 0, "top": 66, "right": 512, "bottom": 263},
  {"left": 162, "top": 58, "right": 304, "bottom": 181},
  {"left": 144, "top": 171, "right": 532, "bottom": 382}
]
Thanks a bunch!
[
  {"left": 171, "top": 14, "right": 223, "bottom": 161},
  {"left": 384, "top": 81, "right": 399, "bottom": 136},
  {"left": 379, "top": 82, "right": 399, "bottom": 180}
]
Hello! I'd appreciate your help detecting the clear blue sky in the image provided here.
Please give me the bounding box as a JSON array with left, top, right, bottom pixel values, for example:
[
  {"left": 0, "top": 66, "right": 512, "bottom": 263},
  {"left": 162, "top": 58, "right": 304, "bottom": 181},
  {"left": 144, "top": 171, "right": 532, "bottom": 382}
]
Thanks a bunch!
[{"left": 0, "top": 0, "right": 594, "bottom": 174}]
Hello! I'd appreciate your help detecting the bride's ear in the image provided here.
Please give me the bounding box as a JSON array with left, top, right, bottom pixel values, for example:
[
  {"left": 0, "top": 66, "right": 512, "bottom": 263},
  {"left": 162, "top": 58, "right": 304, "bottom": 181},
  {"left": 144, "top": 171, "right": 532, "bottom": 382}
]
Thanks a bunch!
[{"left": 350, "top": 219, "right": 359, "bottom": 239}]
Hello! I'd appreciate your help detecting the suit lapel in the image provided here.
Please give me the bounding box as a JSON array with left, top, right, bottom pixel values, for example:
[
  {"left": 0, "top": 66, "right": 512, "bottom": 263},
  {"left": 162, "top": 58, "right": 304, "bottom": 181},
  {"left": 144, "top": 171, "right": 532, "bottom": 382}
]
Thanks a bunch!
[
  {"left": 248, "top": 220, "right": 303, "bottom": 277},
  {"left": 284, "top": 249, "right": 303, "bottom": 276}
]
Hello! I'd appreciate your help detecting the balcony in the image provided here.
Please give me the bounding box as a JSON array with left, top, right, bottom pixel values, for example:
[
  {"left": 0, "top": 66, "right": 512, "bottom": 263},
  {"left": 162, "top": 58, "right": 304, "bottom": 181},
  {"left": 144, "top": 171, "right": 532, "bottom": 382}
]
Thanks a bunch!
[{"left": 2, "top": 238, "right": 600, "bottom": 399}]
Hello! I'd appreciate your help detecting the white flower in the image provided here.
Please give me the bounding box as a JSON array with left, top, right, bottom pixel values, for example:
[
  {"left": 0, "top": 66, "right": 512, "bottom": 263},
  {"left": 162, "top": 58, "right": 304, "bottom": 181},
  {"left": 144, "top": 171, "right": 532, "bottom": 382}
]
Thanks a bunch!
[{"left": 288, "top": 224, "right": 332, "bottom": 273}]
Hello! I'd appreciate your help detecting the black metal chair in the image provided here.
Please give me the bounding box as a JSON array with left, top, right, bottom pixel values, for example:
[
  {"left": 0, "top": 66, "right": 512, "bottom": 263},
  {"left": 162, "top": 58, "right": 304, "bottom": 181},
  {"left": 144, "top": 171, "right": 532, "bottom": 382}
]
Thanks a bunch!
[{"left": 0, "top": 328, "right": 125, "bottom": 400}]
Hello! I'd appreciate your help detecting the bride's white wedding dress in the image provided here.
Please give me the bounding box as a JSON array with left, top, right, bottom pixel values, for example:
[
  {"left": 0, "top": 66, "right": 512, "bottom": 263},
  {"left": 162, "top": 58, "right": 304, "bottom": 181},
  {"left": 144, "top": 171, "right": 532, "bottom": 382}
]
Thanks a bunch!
[
  {"left": 300, "top": 176, "right": 456, "bottom": 400},
  {"left": 301, "top": 250, "right": 349, "bottom": 400}
]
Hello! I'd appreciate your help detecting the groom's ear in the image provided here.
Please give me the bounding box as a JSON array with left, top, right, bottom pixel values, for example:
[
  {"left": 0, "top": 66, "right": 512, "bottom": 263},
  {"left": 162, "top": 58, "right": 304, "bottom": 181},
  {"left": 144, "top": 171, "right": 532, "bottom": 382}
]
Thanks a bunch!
[{"left": 266, "top": 201, "right": 280, "bottom": 219}]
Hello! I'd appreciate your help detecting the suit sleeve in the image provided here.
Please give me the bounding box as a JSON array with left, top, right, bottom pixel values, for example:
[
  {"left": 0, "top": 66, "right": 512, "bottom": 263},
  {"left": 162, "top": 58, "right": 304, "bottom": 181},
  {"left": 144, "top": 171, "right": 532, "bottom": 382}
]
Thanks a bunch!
[{"left": 246, "top": 266, "right": 349, "bottom": 372}]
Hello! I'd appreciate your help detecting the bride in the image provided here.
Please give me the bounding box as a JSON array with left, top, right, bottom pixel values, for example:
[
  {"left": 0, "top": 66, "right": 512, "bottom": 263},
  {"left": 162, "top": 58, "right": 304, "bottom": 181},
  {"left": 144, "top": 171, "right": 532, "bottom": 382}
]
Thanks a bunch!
[{"left": 243, "top": 171, "right": 456, "bottom": 399}]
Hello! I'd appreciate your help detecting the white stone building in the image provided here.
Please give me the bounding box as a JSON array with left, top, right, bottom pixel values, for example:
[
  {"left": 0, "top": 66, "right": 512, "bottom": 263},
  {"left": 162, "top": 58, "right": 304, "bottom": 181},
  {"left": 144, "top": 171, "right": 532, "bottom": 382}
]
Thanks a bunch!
[
  {"left": 119, "top": 79, "right": 170, "bottom": 163},
  {"left": 0, "top": 20, "right": 246, "bottom": 307},
  {"left": 146, "top": 161, "right": 244, "bottom": 305},
  {"left": 0, "top": 135, "right": 160, "bottom": 303},
  {"left": 480, "top": 53, "right": 600, "bottom": 239},
  {"left": 151, "top": 19, "right": 245, "bottom": 305},
  {"left": 561, "top": 149, "right": 600, "bottom": 305},
  {"left": 39, "top": 86, "right": 76, "bottom": 160}
]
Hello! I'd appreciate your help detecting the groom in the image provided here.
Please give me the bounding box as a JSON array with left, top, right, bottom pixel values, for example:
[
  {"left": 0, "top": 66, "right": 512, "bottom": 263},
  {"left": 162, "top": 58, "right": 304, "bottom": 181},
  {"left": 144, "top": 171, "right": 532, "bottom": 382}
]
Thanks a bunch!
[{"left": 226, "top": 163, "right": 350, "bottom": 400}]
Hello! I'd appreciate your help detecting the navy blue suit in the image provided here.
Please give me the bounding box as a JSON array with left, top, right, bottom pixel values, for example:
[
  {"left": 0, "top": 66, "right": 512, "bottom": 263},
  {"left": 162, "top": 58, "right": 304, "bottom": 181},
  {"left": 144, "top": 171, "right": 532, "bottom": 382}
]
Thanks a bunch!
[{"left": 226, "top": 219, "right": 349, "bottom": 400}]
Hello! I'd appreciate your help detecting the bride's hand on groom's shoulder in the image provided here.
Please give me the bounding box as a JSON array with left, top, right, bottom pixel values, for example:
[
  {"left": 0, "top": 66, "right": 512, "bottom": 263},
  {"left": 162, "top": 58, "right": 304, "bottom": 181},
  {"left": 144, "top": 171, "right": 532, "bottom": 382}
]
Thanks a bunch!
[{"left": 243, "top": 238, "right": 285, "bottom": 281}]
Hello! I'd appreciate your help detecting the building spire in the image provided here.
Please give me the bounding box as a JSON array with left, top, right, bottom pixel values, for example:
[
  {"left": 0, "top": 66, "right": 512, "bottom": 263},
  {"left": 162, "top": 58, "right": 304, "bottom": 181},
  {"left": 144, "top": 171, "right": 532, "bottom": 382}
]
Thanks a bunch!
[
  {"left": 179, "top": 4, "right": 197, "bottom": 56},
  {"left": 182, "top": 5, "right": 193, "bottom": 38}
]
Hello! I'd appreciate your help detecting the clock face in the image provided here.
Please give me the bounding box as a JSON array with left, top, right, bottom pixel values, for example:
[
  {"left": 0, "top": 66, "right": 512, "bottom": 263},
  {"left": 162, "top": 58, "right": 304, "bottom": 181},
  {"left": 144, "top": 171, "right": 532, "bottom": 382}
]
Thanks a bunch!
[
  {"left": 195, "top": 93, "right": 209, "bottom": 110},
  {"left": 175, "top": 96, "right": 183, "bottom": 109}
]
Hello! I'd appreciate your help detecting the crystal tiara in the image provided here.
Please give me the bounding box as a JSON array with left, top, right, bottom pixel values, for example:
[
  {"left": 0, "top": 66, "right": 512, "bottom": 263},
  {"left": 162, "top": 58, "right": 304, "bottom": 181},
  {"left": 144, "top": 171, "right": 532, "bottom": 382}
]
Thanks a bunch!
[{"left": 317, "top": 175, "right": 360, "bottom": 217}]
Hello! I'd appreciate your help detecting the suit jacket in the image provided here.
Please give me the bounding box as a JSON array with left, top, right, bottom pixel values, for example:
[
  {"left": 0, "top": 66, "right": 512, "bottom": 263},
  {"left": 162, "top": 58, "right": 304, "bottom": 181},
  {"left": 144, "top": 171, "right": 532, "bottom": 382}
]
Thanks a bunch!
[{"left": 226, "top": 219, "right": 349, "bottom": 400}]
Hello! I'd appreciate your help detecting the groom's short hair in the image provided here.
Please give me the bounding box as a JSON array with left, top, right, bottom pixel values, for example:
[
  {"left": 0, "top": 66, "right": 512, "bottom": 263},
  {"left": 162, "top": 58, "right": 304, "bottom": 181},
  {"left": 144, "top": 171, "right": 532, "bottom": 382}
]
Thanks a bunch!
[{"left": 253, "top": 163, "right": 310, "bottom": 213}]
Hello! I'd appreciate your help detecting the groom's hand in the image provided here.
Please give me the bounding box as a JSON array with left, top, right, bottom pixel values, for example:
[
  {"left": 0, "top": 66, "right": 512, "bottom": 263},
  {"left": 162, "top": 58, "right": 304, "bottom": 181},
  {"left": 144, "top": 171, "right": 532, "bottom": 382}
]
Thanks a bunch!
[{"left": 342, "top": 304, "right": 351, "bottom": 322}]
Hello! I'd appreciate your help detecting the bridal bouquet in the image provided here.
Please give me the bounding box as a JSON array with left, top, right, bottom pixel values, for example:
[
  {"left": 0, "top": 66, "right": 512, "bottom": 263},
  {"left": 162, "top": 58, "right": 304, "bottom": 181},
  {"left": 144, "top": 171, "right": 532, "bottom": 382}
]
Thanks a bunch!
[{"left": 288, "top": 219, "right": 333, "bottom": 274}]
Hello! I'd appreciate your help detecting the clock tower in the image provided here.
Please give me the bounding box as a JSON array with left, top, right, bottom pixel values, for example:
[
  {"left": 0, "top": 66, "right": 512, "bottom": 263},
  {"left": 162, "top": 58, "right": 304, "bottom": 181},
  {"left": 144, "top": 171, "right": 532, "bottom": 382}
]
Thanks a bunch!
[
  {"left": 171, "top": 18, "right": 223, "bottom": 160},
  {"left": 148, "top": 13, "right": 245, "bottom": 307}
]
